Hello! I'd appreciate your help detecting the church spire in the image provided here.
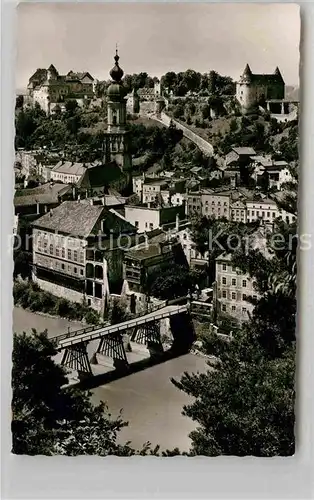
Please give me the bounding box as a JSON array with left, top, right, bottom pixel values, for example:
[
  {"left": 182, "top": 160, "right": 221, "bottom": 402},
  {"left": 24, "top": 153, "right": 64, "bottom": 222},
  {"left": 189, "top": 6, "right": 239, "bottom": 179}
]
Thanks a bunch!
[{"left": 110, "top": 46, "right": 124, "bottom": 82}]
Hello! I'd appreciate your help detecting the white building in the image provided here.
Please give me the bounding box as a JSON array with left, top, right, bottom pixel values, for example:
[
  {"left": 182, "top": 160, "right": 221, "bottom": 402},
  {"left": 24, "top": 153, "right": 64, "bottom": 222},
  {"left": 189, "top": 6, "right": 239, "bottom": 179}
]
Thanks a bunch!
[{"left": 124, "top": 205, "right": 184, "bottom": 233}]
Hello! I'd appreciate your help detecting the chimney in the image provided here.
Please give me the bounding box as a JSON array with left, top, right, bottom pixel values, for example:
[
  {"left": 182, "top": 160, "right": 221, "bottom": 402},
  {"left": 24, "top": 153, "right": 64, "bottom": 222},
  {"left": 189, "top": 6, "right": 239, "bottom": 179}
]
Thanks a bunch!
[
  {"left": 90, "top": 198, "right": 94, "bottom": 206},
  {"left": 72, "top": 186, "right": 76, "bottom": 199},
  {"left": 102, "top": 196, "right": 105, "bottom": 206},
  {"left": 49, "top": 209, "right": 53, "bottom": 217},
  {"left": 230, "top": 176, "right": 236, "bottom": 189}
]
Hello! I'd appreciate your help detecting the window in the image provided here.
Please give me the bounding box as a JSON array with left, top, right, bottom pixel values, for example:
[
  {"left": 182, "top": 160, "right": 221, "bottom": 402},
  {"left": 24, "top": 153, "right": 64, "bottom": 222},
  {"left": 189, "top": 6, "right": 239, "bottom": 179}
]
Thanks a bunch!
[
  {"left": 79, "top": 252, "right": 84, "bottom": 263},
  {"left": 62, "top": 248, "right": 65, "bottom": 258},
  {"left": 267, "top": 212, "right": 270, "bottom": 217},
  {"left": 272, "top": 212, "right": 276, "bottom": 218},
  {"left": 55, "top": 248, "right": 59, "bottom": 257},
  {"left": 222, "top": 264, "right": 227, "bottom": 271},
  {"left": 247, "top": 210, "right": 250, "bottom": 216},
  {"left": 256, "top": 211, "right": 260, "bottom": 217},
  {"left": 61, "top": 263, "right": 65, "bottom": 270},
  {"left": 222, "top": 290, "right": 227, "bottom": 298},
  {"left": 222, "top": 304, "right": 227, "bottom": 312},
  {"left": 49, "top": 244, "right": 53, "bottom": 255},
  {"left": 242, "top": 307, "right": 247, "bottom": 314},
  {"left": 231, "top": 292, "right": 236, "bottom": 300},
  {"left": 80, "top": 269, "right": 84, "bottom": 276},
  {"left": 74, "top": 267, "right": 77, "bottom": 274},
  {"left": 149, "top": 223, "right": 153, "bottom": 231},
  {"left": 68, "top": 249, "right": 72, "bottom": 260},
  {"left": 242, "top": 280, "right": 247, "bottom": 287},
  {"left": 73, "top": 250, "right": 78, "bottom": 262},
  {"left": 183, "top": 233, "right": 187, "bottom": 240},
  {"left": 242, "top": 293, "right": 247, "bottom": 300},
  {"left": 231, "top": 305, "right": 236, "bottom": 312},
  {"left": 134, "top": 221, "right": 139, "bottom": 228},
  {"left": 222, "top": 277, "right": 227, "bottom": 285},
  {"left": 251, "top": 211, "right": 255, "bottom": 216},
  {"left": 232, "top": 278, "right": 236, "bottom": 286}
]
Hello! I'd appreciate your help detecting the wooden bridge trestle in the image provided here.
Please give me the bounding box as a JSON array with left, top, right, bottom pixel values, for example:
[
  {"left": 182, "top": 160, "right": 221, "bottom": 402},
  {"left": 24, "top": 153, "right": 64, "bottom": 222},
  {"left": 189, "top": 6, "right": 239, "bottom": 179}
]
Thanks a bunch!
[
  {"left": 131, "top": 320, "right": 161, "bottom": 345},
  {"left": 97, "top": 333, "right": 128, "bottom": 364},
  {"left": 61, "top": 342, "right": 92, "bottom": 374}
]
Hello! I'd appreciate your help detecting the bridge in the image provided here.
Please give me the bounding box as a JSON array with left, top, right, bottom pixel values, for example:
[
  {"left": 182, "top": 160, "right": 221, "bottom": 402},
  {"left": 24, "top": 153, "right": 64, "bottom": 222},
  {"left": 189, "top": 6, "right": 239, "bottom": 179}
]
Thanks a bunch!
[{"left": 51, "top": 303, "right": 194, "bottom": 379}]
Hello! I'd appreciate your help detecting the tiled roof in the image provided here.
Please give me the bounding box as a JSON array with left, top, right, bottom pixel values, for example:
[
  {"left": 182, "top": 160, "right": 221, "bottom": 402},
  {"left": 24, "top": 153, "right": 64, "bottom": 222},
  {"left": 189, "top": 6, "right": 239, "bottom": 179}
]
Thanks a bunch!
[
  {"left": 32, "top": 201, "right": 104, "bottom": 237},
  {"left": 32, "top": 200, "right": 135, "bottom": 238},
  {"left": 233, "top": 147, "right": 257, "bottom": 156},
  {"left": 52, "top": 161, "right": 88, "bottom": 176},
  {"left": 77, "top": 162, "right": 125, "bottom": 189},
  {"left": 14, "top": 183, "right": 71, "bottom": 207}
]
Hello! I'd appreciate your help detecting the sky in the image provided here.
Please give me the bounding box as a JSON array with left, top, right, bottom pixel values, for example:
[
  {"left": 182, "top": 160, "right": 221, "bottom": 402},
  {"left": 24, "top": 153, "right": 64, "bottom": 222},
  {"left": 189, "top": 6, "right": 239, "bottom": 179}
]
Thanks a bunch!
[{"left": 16, "top": 3, "right": 300, "bottom": 91}]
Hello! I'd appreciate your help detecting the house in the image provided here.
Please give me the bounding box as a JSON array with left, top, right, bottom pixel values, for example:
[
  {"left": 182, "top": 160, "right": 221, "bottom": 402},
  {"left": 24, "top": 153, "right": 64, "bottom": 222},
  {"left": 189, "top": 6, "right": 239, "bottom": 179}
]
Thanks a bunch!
[
  {"left": 230, "top": 199, "right": 247, "bottom": 223},
  {"left": 32, "top": 200, "right": 136, "bottom": 313},
  {"left": 250, "top": 156, "right": 291, "bottom": 190},
  {"left": 14, "top": 182, "right": 73, "bottom": 216},
  {"left": 142, "top": 178, "right": 170, "bottom": 204},
  {"left": 214, "top": 252, "right": 259, "bottom": 324},
  {"left": 121, "top": 235, "right": 187, "bottom": 310},
  {"left": 201, "top": 189, "right": 230, "bottom": 219},
  {"left": 124, "top": 205, "right": 185, "bottom": 233},
  {"left": 246, "top": 198, "right": 278, "bottom": 223},
  {"left": 50, "top": 161, "right": 92, "bottom": 184}
]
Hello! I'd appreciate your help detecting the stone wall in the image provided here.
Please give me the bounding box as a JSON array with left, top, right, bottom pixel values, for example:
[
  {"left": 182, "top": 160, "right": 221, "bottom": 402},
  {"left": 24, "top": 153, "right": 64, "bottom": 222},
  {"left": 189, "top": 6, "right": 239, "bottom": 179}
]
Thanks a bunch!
[
  {"left": 33, "top": 275, "right": 85, "bottom": 304},
  {"left": 158, "top": 112, "right": 214, "bottom": 157}
]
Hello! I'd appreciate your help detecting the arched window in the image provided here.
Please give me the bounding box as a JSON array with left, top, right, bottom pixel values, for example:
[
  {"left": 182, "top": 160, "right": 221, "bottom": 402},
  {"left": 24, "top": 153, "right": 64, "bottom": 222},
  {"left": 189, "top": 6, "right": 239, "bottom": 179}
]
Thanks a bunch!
[{"left": 112, "top": 113, "right": 117, "bottom": 126}]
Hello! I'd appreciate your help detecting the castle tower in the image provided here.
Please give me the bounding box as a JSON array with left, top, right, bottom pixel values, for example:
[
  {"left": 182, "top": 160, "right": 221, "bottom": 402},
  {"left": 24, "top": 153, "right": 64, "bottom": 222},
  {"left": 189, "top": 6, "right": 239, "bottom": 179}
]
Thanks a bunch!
[
  {"left": 236, "top": 63, "right": 254, "bottom": 114},
  {"left": 104, "top": 49, "right": 131, "bottom": 171},
  {"left": 47, "top": 64, "right": 58, "bottom": 81}
]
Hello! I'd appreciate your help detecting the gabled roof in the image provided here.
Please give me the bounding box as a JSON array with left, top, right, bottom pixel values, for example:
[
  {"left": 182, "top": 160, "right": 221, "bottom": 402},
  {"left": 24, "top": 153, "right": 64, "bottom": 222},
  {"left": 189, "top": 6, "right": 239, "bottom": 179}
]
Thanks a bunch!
[
  {"left": 232, "top": 147, "right": 256, "bottom": 156},
  {"left": 77, "top": 162, "right": 125, "bottom": 190},
  {"left": 14, "top": 183, "right": 71, "bottom": 207},
  {"left": 52, "top": 161, "right": 88, "bottom": 176},
  {"left": 32, "top": 200, "right": 135, "bottom": 238}
]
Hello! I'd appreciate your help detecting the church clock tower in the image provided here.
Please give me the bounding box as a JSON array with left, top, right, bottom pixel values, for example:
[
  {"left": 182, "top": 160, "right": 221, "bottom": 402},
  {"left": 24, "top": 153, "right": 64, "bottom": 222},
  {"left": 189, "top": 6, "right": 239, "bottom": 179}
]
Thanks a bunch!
[{"left": 104, "top": 49, "right": 131, "bottom": 171}]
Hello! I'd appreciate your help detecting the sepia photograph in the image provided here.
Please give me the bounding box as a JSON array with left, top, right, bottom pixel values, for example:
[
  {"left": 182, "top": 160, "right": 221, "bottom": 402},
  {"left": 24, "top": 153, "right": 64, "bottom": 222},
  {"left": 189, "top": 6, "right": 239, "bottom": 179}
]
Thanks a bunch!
[{"left": 12, "top": 2, "right": 299, "bottom": 457}]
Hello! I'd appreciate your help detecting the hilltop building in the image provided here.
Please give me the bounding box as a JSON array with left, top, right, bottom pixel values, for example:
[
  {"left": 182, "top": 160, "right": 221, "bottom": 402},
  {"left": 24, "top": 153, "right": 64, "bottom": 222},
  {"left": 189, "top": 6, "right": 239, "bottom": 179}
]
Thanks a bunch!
[
  {"left": 27, "top": 64, "right": 95, "bottom": 114},
  {"left": 236, "top": 64, "right": 285, "bottom": 113}
]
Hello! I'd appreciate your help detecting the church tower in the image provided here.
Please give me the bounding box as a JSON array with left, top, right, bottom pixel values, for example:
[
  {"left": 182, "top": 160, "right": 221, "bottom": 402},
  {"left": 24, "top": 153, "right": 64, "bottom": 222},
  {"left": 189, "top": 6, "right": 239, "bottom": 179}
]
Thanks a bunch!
[{"left": 104, "top": 49, "right": 131, "bottom": 171}]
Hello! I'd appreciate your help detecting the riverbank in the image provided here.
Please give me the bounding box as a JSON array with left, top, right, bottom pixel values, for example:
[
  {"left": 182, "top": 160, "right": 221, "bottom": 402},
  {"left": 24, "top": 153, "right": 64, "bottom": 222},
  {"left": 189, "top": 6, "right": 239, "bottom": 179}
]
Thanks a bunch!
[
  {"left": 13, "top": 306, "right": 210, "bottom": 452},
  {"left": 13, "top": 280, "right": 100, "bottom": 325}
]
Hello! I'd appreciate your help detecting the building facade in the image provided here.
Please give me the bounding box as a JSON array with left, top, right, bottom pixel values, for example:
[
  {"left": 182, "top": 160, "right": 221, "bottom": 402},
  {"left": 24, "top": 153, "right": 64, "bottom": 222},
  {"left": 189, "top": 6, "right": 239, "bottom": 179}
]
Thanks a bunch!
[
  {"left": 32, "top": 201, "right": 136, "bottom": 313},
  {"left": 214, "top": 252, "right": 259, "bottom": 323},
  {"left": 236, "top": 64, "right": 285, "bottom": 113},
  {"left": 27, "top": 64, "right": 95, "bottom": 114},
  {"left": 124, "top": 205, "right": 185, "bottom": 233}
]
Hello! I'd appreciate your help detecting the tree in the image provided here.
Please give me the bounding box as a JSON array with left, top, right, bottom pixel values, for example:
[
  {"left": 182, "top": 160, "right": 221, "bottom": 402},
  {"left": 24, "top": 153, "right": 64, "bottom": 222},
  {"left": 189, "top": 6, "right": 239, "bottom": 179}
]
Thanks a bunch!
[
  {"left": 146, "top": 264, "right": 198, "bottom": 300},
  {"left": 173, "top": 210, "right": 297, "bottom": 456},
  {"left": 172, "top": 341, "right": 295, "bottom": 456},
  {"left": 12, "top": 330, "right": 154, "bottom": 456}
]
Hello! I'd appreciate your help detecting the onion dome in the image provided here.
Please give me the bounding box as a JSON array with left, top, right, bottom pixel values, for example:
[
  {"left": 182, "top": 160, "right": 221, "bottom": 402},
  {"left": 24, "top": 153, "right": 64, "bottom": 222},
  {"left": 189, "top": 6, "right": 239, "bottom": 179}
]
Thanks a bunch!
[
  {"left": 109, "top": 49, "right": 124, "bottom": 82},
  {"left": 107, "top": 48, "right": 126, "bottom": 100}
]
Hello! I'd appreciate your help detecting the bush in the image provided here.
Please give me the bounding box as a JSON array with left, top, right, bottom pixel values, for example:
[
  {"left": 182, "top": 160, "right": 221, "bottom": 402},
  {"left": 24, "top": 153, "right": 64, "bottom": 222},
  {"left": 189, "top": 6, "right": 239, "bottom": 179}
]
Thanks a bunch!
[{"left": 85, "top": 310, "right": 100, "bottom": 325}]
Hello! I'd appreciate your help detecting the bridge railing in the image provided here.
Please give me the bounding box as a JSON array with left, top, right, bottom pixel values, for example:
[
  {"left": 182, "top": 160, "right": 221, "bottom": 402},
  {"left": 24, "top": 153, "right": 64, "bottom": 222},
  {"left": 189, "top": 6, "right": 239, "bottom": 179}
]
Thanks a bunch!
[{"left": 51, "top": 297, "right": 186, "bottom": 343}]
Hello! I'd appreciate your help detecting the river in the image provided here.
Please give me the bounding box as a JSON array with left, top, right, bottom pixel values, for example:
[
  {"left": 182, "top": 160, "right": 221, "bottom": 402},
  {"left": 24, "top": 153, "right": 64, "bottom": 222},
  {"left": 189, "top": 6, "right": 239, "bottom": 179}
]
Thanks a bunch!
[{"left": 13, "top": 306, "right": 210, "bottom": 452}]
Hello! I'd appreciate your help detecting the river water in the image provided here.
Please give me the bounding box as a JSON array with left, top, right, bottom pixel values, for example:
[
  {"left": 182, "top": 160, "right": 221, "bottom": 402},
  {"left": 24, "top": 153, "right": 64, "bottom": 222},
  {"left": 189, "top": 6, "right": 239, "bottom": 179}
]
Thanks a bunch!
[{"left": 13, "top": 307, "right": 209, "bottom": 452}]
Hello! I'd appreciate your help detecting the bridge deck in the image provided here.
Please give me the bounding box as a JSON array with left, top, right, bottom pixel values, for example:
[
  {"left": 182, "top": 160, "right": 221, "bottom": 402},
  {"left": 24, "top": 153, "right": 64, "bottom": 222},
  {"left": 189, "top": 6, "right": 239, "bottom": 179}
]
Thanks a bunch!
[{"left": 56, "top": 304, "right": 188, "bottom": 349}]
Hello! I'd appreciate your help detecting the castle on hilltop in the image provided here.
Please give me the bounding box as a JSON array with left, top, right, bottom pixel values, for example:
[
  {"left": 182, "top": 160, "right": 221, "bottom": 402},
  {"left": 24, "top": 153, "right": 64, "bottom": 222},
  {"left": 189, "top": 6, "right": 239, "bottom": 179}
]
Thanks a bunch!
[
  {"left": 236, "top": 64, "right": 285, "bottom": 113},
  {"left": 27, "top": 64, "right": 97, "bottom": 114}
]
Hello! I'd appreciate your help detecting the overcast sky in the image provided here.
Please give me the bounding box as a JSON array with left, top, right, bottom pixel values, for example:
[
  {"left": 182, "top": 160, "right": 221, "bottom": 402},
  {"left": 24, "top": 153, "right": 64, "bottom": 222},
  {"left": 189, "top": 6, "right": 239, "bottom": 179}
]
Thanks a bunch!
[{"left": 16, "top": 3, "right": 300, "bottom": 90}]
